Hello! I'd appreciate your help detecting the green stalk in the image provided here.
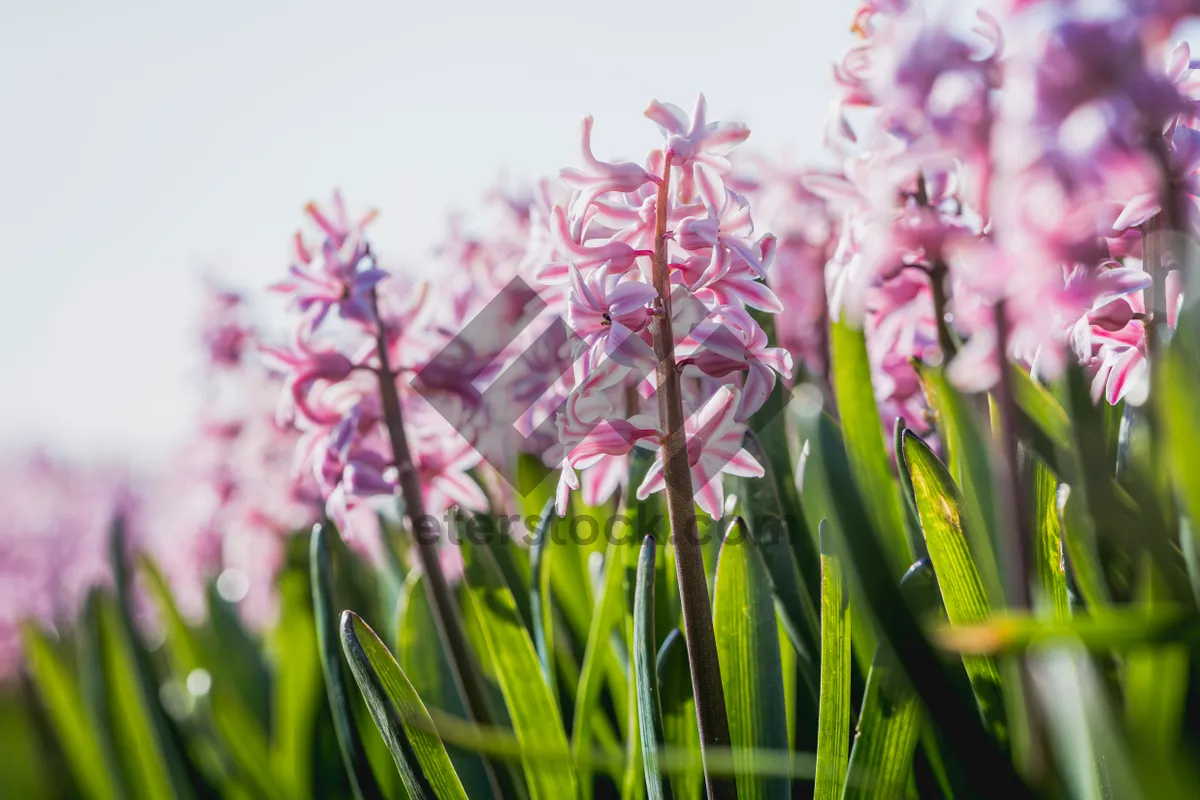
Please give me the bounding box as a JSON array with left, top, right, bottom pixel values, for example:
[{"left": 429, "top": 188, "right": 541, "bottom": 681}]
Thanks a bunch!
[
  {"left": 648, "top": 151, "right": 736, "bottom": 800},
  {"left": 369, "top": 291, "right": 506, "bottom": 796}
]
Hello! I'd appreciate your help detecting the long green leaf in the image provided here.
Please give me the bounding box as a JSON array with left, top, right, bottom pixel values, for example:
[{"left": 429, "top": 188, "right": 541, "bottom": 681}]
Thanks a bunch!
[
  {"left": 312, "top": 525, "right": 385, "bottom": 800},
  {"left": 842, "top": 653, "right": 921, "bottom": 800},
  {"left": 713, "top": 519, "right": 790, "bottom": 799},
  {"left": 933, "top": 606, "right": 1197, "bottom": 654},
  {"left": 341, "top": 611, "right": 468, "bottom": 800},
  {"left": 529, "top": 501, "right": 556, "bottom": 691},
  {"left": 739, "top": 430, "right": 821, "bottom": 705},
  {"left": 22, "top": 624, "right": 119, "bottom": 800},
  {"left": 1124, "top": 560, "right": 1189, "bottom": 757},
  {"left": 108, "top": 521, "right": 198, "bottom": 800},
  {"left": 830, "top": 318, "right": 912, "bottom": 574},
  {"left": 795, "top": 406, "right": 878, "bottom": 678},
  {"left": 841, "top": 567, "right": 931, "bottom": 800},
  {"left": 919, "top": 365, "right": 1004, "bottom": 604},
  {"left": 797, "top": 400, "right": 1030, "bottom": 798},
  {"left": 1162, "top": 343, "right": 1200, "bottom": 550},
  {"left": 462, "top": 543, "right": 578, "bottom": 799},
  {"left": 140, "top": 560, "right": 280, "bottom": 799},
  {"left": 814, "top": 525, "right": 851, "bottom": 800},
  {"left": 1030, "top": 457, "right": 1070, "bottom": 620},
  {"left": 95, "top": 594, "right": 180, "bottom": 800},
  {"left": 903, "top": 431, "right": 1007, "bottom": 747},
  {"left": 424, "top": 706, "right": 817, "bottom": 781},
  {"left": 270, "top": 566, "right": 323, "bottom": 799},
  {"left": 634, "top": 536, "right": 670, "bottom": 800},
  {"left": 1009, "top": 363, "right": 1072, "bottom": 454},
  {"left": 399, "top": 572, "right": 495, "bottom": 799},
  {"left": 657, "top": 631, "right": 701, "bottom": 800},
  {"left": 747, "top": 313, "right": 822, "bottom": 614},
  {"left": 572, "top": 537, "right": 626, "bottom": 798}
]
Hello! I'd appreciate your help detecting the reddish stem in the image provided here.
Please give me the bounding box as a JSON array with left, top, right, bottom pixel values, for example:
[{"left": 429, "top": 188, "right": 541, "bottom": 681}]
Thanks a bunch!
[{"left": 648, "top": 152, "right": 737, "bottom": 800}]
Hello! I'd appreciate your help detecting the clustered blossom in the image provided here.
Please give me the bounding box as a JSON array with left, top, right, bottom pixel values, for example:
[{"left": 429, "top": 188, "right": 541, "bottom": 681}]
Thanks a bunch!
[
  {"left": 139, "top": 284, "right": 323, "bottom": 626},
  {"left": 796, "top": 0, "right": 1198, "bottom": 428},
  {"left": 544, "top": 96, "right": 790, "bottom": 518},
  {"left": 266, "top": 194, "right": 494, "bottom": 544},
  {"left": 0, "top": 453, "right": 128, "bottom": 678}
]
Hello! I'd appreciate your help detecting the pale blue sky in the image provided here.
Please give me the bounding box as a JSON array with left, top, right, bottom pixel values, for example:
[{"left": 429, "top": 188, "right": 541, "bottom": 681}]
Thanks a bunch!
[{"left": 0, "top": 0, "right": 850, "bottom": 461}]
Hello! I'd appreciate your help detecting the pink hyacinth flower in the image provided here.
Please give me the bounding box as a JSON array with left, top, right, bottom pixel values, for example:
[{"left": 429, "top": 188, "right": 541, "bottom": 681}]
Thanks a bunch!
[
  {"left": 560, "top": 115, "right": 660, "bottom": 218},
  {"left": 636, "top": 385, "right": 764, "bottom": 518},
  {"left": 272, "top": 193, "right": 388, "bottom": 331},
  {"left": 683, "top": 306, "right": 794, "bottom": 420},
  {"left": 260, "top": 332, "right": 359, "bottom": 426},
  {"left": 412, "top": 432, "right": 488, "bottom": 517},
  {"left": 541, "top": 206, "right": 655, "bottom": 280},
  {"left": 676, "top": 165, "right": 767, "bottom": 277},
  {"left": 566, "top": 263, "right": 657, "bottom": 366},
  {"left": 645, "top": 94, "right": 750, "bottom": 200},
  {"left": 678, "top": 238, "right": 784, "bottom": 313}
]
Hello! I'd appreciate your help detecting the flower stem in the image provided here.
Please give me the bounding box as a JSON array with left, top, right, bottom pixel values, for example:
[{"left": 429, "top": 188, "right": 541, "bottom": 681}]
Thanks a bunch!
[
  {"left": 369, "top": 291, "right": 506, "bottom": 795},
  {"left": 992, "top": 301, "right": 1031, "bottom": 608},
  {"left": 929, "top": 260, "right": 957, "bottom": 361},
  {"left": 648, "top": 152, "right": 737, "bottom": 800}
]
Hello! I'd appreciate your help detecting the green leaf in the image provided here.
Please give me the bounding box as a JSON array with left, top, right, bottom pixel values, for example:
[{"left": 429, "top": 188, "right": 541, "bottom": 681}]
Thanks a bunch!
[
  {"left": 1123, "top": 559, "right": 1189, "bottom": 757},
  {"left": 461, "top": 543, "right": 578, "bottom": 799},
  {"left": 0, "top": 685, "right": 70, "bottom": 797},
  {"left": 1008, "top": 363, "right": 1073, "bottom": 454},
  {"left": 713, "top": 518, "right": 790, "bottom": 800},
  {"left": 21, "top": 624, "right": 119, "bottom": 800},
  {"left": 94, "top": 593, "right": 181, "bottom": 800},
  {"left": 738, "top": 430, "right": 821, "bottom": 705},
  {"left": 657, "top": 630, "right": 701, "bottom": 800},
  {"left": 1030, "top": 457, "right": 1070, "bottom": 621},
  {"left": 399, "top": 573, "right": 495, "bottom": 799},
  {"left": 571, "top": 537, "right": 627, "bottom": 798},
  {"left": 842, "top": 654, "right": 920, "bottom": 800},
  {"left": 932, "top": 606, "right": 1197, "bottom": 654},
  {"left": 830, "top": 318, "right": 912, "bottom": 574},
  {"left": 634, "top": 536, "right": 669, "bottom": 800},
  {"left": 746, "top": 312, "right": 822, "bottom": 610},
  {"left": 841, "top": 567, "right": 928, "bottom": 800},
  {"left": 107, "top": 520, "right": 199, "bottom": 800},
  {"left": 1162, "top": 343, "right": 1200, "bottom": 554},
  {"left": 794, "top": 405, "right": 879, "bottom": 678},
  {"left": 270, "top": 566, "right": 323, "bottom": 799},
  {"left": 529, "top": 500, "right": 556, "bottom": 691},
  {"left": 797, "top": 401, "right": 1030, "bottom": 798},
  {"left": 312, "top": 525, "right": 385, "bottom": 800},
  {"left": 903, "top": 431, "right": 1008, "bottom": 747},
  {"left": 341, "top": 611, "right": 468, "bottom": 800},
  {"left": 140, "top": 560, "right": 279, "bottom": 799},
  {"left": 814, "top": 526, "right": 851, "bottom": 800},
  {"left": 918, "top": 365, "right": 1004, "bottom": 604},
  {"left": 894, "top": 418, "right": 927, "bottom": 561}
]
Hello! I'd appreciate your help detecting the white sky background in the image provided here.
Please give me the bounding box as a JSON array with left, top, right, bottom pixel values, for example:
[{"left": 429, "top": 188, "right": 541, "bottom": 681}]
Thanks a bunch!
[{"left": 0, "top": 0, "right": 851, "bottom": 463}]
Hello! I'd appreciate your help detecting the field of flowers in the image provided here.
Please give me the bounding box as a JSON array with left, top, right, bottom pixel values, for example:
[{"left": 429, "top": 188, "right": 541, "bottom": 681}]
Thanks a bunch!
[{"left": 7, "top": 1, "right": 1200, "bottom": 797}]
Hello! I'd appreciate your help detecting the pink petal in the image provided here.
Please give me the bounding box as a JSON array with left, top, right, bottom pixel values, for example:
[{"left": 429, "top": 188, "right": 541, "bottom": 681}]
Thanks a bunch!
[
  {"left": 690, "top": 385, "right": 739, "bottom": 445},
  {"left": 801, "top": 173, "right": 859, "bottom": 204},
  {"left": 1112, "top": 193, "right": 1161, "bottom": 232},
  {"left": 725, "top": 275, "right": 783, "bottom": 313},
  {"left": 722, "top": 447, "right": 765, "bottom": 479},
  {"left": 1106, "top": 347, "right": 1147, "bottom": 406},
  {"left": 694, "top": 474, "right": 724, "bottom": 519},
  {"left": 581, "top": 456, "right": 626, "bottom": 508},
  {"left": 438, "top": 472, "right": 489, "bottom": 512},
  {"left": 636, "top": 455, "right": 667, "bottom": 500},
  {"left": 644, "top": 100, "right": 689, "bottom": 136},
  {"left": 694, "top": 164, "right": 726, "bottom": 216},
  {"left": 737, "top": 364, "right": 775, "bottom": 421}
]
